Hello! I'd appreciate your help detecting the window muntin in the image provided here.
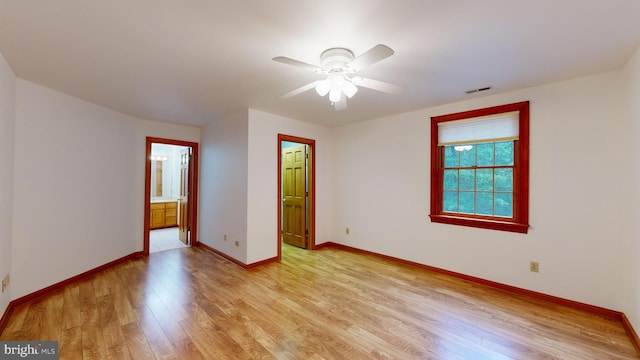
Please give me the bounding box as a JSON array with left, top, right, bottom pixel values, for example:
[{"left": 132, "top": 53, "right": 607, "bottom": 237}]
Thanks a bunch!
[
  {"left": 429, "top": 101, "right": 529, "bottom": 233},
  {"left": 442, "top": 141, "right": 514, "bottom": 218}
]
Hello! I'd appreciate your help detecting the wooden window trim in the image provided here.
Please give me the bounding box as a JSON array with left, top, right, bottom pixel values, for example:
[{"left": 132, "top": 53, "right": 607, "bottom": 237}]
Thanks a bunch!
[{"left": 429, "top": 101, "right": 530, "bottom": 234}]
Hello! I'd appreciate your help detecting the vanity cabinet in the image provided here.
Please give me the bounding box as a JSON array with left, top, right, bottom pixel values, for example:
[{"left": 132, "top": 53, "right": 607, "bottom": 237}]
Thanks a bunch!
[{"left": 150, "top": 201, "right": 178, "bottom": 229}]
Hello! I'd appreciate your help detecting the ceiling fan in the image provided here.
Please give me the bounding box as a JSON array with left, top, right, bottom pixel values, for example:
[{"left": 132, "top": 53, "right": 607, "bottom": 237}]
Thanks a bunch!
[{"left": 273, "top": 44, "right": 405, "bottom": 110}]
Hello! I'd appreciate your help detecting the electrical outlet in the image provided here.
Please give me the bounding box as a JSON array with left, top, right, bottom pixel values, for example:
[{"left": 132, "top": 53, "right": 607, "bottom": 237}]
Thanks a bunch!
[
  {"left": 2, "top": 273, "right": 9, "bottom": 293},
  {"left": 346, "top": 227, "right": 350, "bottom": 235},
  {"left": 530, "top": 261, "right": 539, "bottom": 273},
  {"left": 235, "top": 240, "right": 240, "bottom": 247},
  {"left": 224, "top": 234, "right": 227, "bottom": 241}
]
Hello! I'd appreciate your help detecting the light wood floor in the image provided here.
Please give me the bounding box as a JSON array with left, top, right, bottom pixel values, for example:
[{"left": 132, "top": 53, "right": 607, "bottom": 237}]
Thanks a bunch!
[{"left": 1, "top": 244, "right": 638, "bottom": 359}]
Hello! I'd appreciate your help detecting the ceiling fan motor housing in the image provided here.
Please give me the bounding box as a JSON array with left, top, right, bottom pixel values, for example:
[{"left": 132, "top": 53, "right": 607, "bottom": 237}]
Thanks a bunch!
[{"left": 320, "top": 48, "right": 355, "bottom": 72}]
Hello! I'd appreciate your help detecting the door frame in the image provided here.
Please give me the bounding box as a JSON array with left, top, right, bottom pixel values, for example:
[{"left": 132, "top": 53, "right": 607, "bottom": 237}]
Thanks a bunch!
[
  {"left": 277, "top": 134, "right": 316, "bottom": 260},
  {"left": 144, "top": 137, "right": 199, "bottom": 255}
]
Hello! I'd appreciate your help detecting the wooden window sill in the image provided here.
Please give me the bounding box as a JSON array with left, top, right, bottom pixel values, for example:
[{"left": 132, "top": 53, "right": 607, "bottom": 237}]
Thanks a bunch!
[{"left": 429, "top": 214, "right": 529, "bottom": 234}]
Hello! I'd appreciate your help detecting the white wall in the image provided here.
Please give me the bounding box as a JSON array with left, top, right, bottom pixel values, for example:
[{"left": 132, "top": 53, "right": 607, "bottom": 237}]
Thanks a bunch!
[
  {"left": 246, "top": 109, "right": 333, "bottom": 263},
  {"left": 197, "top": 108, "right": 334, "bottom": 265},
  {"left": 11, "top": 79, "right": 199, "bottom": 299},
  {"left": 332, "top": 70, "right": 629, "bottom": 311},
  {"left": 622, "top": 45, "right": 640, "bottom": 331},
  {"left": 198, "top": 110, "right": 249, "bottom": 263},
  {"left": 0, "top": 52, "right": 16, "bottom": 315}
]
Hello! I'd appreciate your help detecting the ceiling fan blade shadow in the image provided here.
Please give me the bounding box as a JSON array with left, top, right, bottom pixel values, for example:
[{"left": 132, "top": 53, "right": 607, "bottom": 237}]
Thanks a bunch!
[
  {"left": 354, "top": 77, "right": 406, "bottom": 95},
  {"left": 347, "top": 44, "right": 394, "bottom": 71},
  {"left": 272, "top": 56, "right": 322, "bottom": 72},
  {"left": 279, "top": 81, "right": 319, "bottom": 99},
  {"left": 334, "top": 97, "right": 347, "bottom": 111}
]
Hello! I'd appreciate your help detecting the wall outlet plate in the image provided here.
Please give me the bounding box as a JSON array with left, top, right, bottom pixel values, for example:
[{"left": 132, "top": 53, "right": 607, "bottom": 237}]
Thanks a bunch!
[
  {"left": 530, "top": 261, "right": 539, "bottom": 273},
  {"left": 1, "top": 273, "right": 9, "bottom": 293}
]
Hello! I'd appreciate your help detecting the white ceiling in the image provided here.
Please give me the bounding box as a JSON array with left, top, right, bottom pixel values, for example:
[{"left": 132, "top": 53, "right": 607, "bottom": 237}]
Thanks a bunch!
[{"left": 1, "top": 1, "right": 639, "bottom": 128}]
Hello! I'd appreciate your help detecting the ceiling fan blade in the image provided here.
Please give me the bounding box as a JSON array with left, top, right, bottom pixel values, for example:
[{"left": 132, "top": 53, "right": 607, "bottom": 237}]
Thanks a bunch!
[
  {"left": 347, "top": 44, "right": 394, "bottom": 71},
  {"left": 334, "top": 97, "right": 347, "bottom": 111},
  {"left": 272, "top": 56, "right": 322, "bottom": 72},
  {"left": 353, "top": 77, "right": 406, "bottom": 95},
  {"left": 279, "top": 81, "right": 319, "bottom": 99}
]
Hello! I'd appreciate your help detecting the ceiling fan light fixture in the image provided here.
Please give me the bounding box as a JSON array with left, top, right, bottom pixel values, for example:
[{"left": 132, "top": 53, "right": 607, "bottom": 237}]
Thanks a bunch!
[
  {"left": 329, "top": 87, "right": 342, "bottom": 103},
  {"left": 343, "top": 80, "right": 358, "bottom": 98},
  {"left": 315, "top": 79, "right": 330, "bottom": 96}
]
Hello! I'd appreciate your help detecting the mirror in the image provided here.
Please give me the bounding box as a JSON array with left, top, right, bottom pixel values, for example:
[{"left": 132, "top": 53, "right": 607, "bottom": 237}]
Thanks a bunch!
[
  {"left": 153, "top": 160, "right": 163, "bottom": 197},
  {"left": 150, "top": 155, "right": 169, "bottom": 199},
  {"left": 150, "top": 143, "right": 189, "bottom": 201}
]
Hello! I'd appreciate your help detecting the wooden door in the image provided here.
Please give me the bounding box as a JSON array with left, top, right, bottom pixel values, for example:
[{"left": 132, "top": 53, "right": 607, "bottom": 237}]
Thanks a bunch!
[
  {"left": 282, "top": 145, "right": 307, "bottom": 248},
  {"left": 178, "top": 147, "right": 191, "bottom": 244}
]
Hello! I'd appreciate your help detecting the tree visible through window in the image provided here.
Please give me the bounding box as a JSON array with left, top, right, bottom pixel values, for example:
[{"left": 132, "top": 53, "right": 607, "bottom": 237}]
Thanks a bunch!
[
  {"left": 443, "top": 141, "right": 514, "bottom": 217},
  {"left": 430, "top": 102, "right": 529, "bottom": 233}
]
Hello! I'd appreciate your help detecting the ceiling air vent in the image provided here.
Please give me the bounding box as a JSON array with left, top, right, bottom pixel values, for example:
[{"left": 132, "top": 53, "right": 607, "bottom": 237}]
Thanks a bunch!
[{"left": 465, "top": 86, "right": 492, "bottom": 94}]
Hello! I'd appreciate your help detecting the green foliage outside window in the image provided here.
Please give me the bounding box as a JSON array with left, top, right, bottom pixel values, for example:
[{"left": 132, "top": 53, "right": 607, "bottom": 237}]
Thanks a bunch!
[{"left": 442, "top": 141, "right": 514, "bottom": 217}]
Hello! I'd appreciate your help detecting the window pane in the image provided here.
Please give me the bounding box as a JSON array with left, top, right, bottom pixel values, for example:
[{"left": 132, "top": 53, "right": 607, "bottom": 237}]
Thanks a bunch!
[
  {"left": 459, "top": 169, "right": 475, "bottom": 191},
  {"left": 443, "top": 191, "right": 458, "bottom": 212},
  {"left": 476, "top": 192, "right": 493, "bottom": 215},
  {"left": 495, "top": 193, "right": 513, "bottom": 217},
  {"left": 495, "top": 168, "right": 513, "bottom": 192},
  {"left": 477, "top": 143, "right": 494, "bottom": 166},
  {"left": 459, "top": 146, "right": 476, "bottom": 167},
  {"left": 476, "top": 169, "right": 493, "bottom": 191},
  {"left": 460, "top": 192, "right": 475, "bottom": 214},
  {"left": 495, "top": 141, "right": 514, "bottom": 166},
  {"left": 443, "top": 170, "right": 458, "bottom": 191},
  {"left": 444, "top": 146, "right": 459, "bottom": 168}
]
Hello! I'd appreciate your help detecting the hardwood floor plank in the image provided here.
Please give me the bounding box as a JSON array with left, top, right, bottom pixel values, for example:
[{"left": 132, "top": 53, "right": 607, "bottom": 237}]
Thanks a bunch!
[
  {"left": 16, "top": 298, "right": 47, "bottom": 340},
  {"left": 61, "top": 284, "right": 82, "bottom": 330},
  {"left": 59, "top": 326, "right": 83, "bottom": 360},
  {"left": 98, "top": 294, "right": 131, "bottom": 360},
  {"left": 172, "top": 338, "right": 206, "bottom": 360},
  {"left": 81, "top": 323, "right": 107, "bottom": 360},
  {"left": 134, "top": 303, "right": 179, "bottom": 359},
  {"left": 0, "top": 303, "right": 29, "bottom": 340},
  {"left": 227, "top": 299, "right": 300, "bottom": 359},
  {"left": 110, "top": 282, "right": 138, "bottom": 326},
  {"left": 39, "top": 290, "right": 64, "bottom": 340},
  {"left": 121, "top": 322, "right": 156, "bottom": 360},
  {"left": 0, "top": 245, "right": 638, "bottom": 359}
]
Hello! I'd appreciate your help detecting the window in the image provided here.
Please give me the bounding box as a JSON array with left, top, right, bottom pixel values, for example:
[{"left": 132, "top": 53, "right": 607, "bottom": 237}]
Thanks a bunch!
[{"left": 430, "top": 101, "right": 529, "bottom": 233}]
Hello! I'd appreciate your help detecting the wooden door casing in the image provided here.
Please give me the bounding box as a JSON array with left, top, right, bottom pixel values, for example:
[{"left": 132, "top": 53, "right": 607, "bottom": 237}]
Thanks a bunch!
[{"left": 144, "top": 137, "right": 199, "bottom": 255}]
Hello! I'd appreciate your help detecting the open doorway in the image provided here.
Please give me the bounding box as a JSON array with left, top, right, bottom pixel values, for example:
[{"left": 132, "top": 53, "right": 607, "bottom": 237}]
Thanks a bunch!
[
  {"left": 277, "top": 134, "right": 315, "bottom": 260},
  {"left": 144, "top": 137, "right": 199, "bottom": 255}
]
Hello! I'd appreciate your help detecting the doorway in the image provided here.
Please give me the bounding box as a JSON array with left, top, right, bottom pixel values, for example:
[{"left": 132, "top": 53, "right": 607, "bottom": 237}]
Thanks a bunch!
[
  {"left": 144, "top": 137, "right": 199, "bottom": 255},
  {"left": 277, "top": 134, "right": 315, "bottom": 260}
]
